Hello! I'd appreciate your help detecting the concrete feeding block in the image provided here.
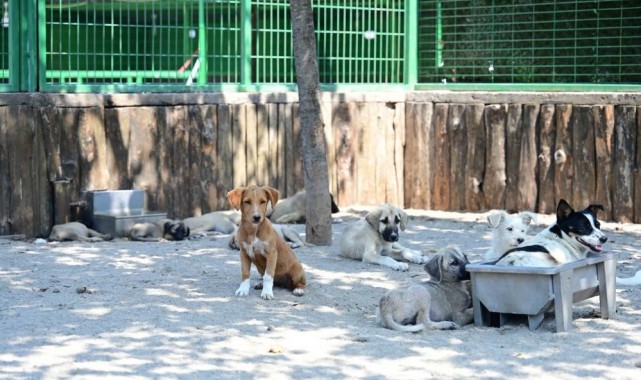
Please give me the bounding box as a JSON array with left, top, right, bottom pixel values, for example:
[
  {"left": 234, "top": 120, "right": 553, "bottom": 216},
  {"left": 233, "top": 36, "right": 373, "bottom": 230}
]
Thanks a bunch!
[{"left": 84, "top": 190, "right": 167, "bottom": 238}]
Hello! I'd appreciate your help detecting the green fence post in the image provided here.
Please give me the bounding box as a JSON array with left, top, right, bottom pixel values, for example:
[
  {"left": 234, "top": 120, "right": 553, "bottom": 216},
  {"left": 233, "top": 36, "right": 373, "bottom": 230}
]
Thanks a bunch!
[
  {"left": 240, "top": 0, "right": 252, "bottom": 89},
  {"left": 18, "top": 0, "right": 37, "bottom": 91},
  {"left": 405, "top": 0, "right": 417, "bottom": 88},
  {"left": 198, "top": 0, "right": 208, "bottom": 85}
]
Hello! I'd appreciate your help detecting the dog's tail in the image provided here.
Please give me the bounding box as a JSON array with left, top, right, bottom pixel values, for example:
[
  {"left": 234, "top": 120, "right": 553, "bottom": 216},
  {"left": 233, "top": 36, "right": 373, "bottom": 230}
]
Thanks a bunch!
[
  {"left": 376, "top": 305, "right": 425, "bottom": 333},
  {"left": 616, "top": 270, "right": 641, "bottom": 286}
]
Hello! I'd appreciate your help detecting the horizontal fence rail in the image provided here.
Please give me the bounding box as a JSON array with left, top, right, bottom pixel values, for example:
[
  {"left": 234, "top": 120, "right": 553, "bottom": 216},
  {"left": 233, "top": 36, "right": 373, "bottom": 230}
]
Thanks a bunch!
[{"left": 1, "top": 92, "right": 640, "bottom": 237}]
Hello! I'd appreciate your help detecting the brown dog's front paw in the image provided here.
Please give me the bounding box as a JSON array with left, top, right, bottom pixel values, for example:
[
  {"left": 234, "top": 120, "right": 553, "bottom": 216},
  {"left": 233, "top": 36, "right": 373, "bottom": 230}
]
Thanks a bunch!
[{"left": 293, "top": 288, "right": 304, "bottom": 296}]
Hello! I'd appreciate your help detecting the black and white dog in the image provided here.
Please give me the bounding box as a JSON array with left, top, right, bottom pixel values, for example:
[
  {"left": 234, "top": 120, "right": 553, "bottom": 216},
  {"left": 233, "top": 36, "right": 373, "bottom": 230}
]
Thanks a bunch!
[{"left": 494, "top": 199, "right": 607, "bottom": 267}]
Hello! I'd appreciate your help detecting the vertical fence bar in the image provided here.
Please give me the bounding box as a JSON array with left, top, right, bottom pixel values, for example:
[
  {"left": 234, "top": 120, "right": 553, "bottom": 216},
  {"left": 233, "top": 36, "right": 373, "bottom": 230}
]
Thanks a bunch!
[
  {"left": 405, "top": 0, "right": 417, "bottom": 87},
  {"left": 240, "top": 0, "right": 251, "bottom": 88},
  {"left": 198, "top": 0, "right": 208, "bottom": 84},
  {"left": 36, "top": 0, "right": 46, "bottom": 90}
]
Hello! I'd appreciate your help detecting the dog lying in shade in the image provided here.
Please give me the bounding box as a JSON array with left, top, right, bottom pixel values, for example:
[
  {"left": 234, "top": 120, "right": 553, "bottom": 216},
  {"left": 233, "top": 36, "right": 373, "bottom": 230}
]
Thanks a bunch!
[
  {"left": 376, "top": 246, "right": 473, "bottom": 332},
  {"left": 48, "top": 222, "right": 113, "bottom": 242}
]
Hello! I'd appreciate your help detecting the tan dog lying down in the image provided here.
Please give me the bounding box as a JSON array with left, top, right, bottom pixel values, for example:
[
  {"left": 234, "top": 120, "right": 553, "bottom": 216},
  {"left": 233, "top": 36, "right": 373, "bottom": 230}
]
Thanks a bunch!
[
  {"left": 376, "top": 246, "right": 473, "bottom": 332},
  {"left": 183, "top": 211, "right": 240, "bottom": 235},
  {"left": 49, "top": 222, "right": 112, "bottom": 242},
  {"left": 128, "top": 219, "right": 190, "bottom": 242},
  {"left": 228, "top": 185, "right": 306, "bottom": 299},
  {"left": 338, "top": 204, "right": 427, "bottom": 271},
  {"left": 268, "top": 190, "right": 340, "bottom": 224}
]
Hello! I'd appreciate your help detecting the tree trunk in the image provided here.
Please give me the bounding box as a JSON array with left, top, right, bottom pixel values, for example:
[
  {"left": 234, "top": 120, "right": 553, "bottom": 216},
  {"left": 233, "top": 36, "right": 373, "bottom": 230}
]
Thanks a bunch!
[{"left": 290, "top": 0, "right": 331, "bottom": 245}]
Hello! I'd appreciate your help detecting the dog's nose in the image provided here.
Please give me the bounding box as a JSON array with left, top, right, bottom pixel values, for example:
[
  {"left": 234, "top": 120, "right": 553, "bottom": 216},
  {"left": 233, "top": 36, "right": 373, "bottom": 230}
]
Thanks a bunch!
[
  {"left": 252, "top": 215, "right": 261, "bottom": 223},
  {"left": 517, "top": 238, "right": 524, "bottom": 244},
  {"left": 600, "top": 236, "right": 608, "bottom": 244}
]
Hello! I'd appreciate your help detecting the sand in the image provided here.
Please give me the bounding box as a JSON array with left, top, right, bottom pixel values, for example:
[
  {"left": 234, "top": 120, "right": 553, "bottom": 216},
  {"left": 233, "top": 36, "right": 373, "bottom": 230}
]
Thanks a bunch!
[{"left": 1, "top": 207, "right": 640, "bottom": 380}]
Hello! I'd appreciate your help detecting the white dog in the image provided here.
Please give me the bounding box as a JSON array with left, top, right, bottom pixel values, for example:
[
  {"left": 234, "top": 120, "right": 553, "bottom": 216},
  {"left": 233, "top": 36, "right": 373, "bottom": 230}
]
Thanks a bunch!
[
  {"left": 484, "top": 210, "right": 538, "bottom": 261},
  {"left": 338, "top": 204, "right": 427, "bottom": 271}
]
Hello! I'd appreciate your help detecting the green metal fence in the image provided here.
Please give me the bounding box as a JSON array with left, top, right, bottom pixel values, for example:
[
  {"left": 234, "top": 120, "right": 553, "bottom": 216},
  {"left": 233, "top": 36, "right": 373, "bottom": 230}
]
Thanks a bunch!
[
  {"left": 36, "top": 0, "right": 407, "bottom": 92},
  {"left": 417, "top": 0, "right": 641, "bottom": 90},
  {"left": 0, "top": 1, "right": 639, "bottom": 92}
]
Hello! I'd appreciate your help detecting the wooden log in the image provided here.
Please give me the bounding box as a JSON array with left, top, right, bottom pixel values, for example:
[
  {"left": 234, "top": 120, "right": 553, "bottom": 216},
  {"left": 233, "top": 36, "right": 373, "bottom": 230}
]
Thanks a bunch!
[
  {"left": 245, "top": 103, "right": 258, "bottom": 185},
  {"left": 571, "top": 106, "right": 596, "bottom": 209},
  {"left": 282, "top": 103, "right": 294, "bottom": 196},
  {"left": 484, "top": 104, "right": 508, "bottom": 210},
  {"left": 593, "top": 105, "right": 614, "bottom": 220},
  {"left": 128, "top": 107, "right": 160, "bottom": 211},
  {"left": 504, "top": 104, "right": 523, "bottom": 212},
  {"left": 33, "top": 108, "right": 53, "bottom": 237},
  {"left": 196, "top": 105, "right": 219, "bottom": 215},
  {"left": 448, "top": 104, "right": 466, "bottom": 211},
  {"left": 156, "top": 107, "right": 173, "bottom": 214},
  {"left": 58, "top": 107, "right": 81, "bottom": 197},
  {"left": 39, "top": 107, "right": 63, "bottom": 182},
  {"left": 277, "top": 103, "right": 288, "bottom": 193},
  {"left": 635, "top": 107, "right": 641, "bottom": 223},
  {"left": 267, "top": 103, "right": 279, "bottom": 189},
  {"left": 0, "top": 107, "right": 9, "bottom": 235},
  {"left": 322, "top": 100, "right": 337, "bottom": 199},
  {"left": 256, "top": 103, "right": 269, "bottom": 187},
  {"left": 382, "top": 102, "right": 399, "bottom": 205},
  {"left": 536, "top": 104, "right": 556, "bottom": 214},
  {"left": 554, "top": 104, "right": 574, "bottom": 207},
  {"left": 77, "top": 106, "right": 109, "bottom": 192},
  {"left": 333, "top": 102, "right": 357, "bottom": 206},
  {"left": 516, "top": 104, "right": 539, "bottom": 211},
  {"left": 376, "top": 103, "right": 389, "bottom": 204},
  {"left": 292, "top": 102, "right": 304, "bottom": 195},
  {"left": 8, "top": 106, "right": 36, "bottom": 236},
  {"left": 404, "top": 102, "right": 433, "bottom": 210},
  {"left": 612, "top": 106, "right": 636, "bottom": 223},
  {"left": 232, "top": 104, "right": 247, "bottom": 189},
  {"left": 357, "top": 103, "right": 376, "bottom": 205},
  {"left": 186, "top": 104, "right": 208, "bottom": 218},
  {"left": 217, "top": 105, "right": 233, "bottom": 207},
  {"left": 393, "top": 102, "right": 405, "bottom": 208},
  {"left": 104, "top": 107, "right": 132, "bottom": 190},
  {"left": 432, "top": 103, "right": 450, "bottom": 210},
  {"left": 464, "top": 104, "right": 485, "bottom": 212}
]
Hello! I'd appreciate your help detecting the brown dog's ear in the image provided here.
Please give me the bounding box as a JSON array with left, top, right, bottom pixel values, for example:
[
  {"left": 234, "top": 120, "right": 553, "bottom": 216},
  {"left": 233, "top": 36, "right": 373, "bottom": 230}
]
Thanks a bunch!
[
  {"left": 424, "top": 254, "right": 443, "bottom": 283},
  {"left": 365, "top": 207, "right": 383, "bottom": 228},
  {"left": 227, "top": 188, "right": 245, "bottom": 210},
  {"left": 262, "top": 186, "right": 280, "bottom": 208}
]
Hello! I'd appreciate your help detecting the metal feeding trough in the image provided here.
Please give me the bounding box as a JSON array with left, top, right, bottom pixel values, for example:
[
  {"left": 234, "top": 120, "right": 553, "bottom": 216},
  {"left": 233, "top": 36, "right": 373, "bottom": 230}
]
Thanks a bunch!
[
  {"left": 466, "top": 252, "right": 616, "bottom": 333},
  {"left": 84, "top": 190, "right": 167, "bottom": 238}
]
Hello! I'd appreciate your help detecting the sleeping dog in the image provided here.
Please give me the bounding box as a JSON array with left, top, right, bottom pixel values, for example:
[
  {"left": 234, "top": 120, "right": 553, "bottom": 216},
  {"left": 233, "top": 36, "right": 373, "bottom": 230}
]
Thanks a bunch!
[
  {"left": 128, "top": 219, "right": 190, "bottom": 242},
  {"left": 495, "top": 199, "right": 607, "bottom": 267}
]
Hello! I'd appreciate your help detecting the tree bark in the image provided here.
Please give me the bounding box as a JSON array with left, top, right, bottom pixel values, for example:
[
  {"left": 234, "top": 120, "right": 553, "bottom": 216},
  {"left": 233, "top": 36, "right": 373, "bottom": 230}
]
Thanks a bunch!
[{"left": 290, "top": 0, "right": 331, "bottom": 245}]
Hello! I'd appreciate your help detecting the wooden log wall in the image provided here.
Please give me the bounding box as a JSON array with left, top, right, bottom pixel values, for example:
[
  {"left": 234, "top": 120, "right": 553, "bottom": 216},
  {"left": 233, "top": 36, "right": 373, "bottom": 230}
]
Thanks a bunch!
[
  {"left": 404, "top": 101, "right": 641, "bottom": 224},
  {"left": 1, "top": 92, "right": 640, "bottom": 237}
]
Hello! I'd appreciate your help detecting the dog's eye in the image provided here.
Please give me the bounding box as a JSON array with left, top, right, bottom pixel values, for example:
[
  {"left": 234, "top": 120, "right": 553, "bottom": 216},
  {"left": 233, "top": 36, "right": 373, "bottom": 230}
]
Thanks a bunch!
[
  {"left": 243, "top": 200, "right": 251, "bottom": 205},
  {"left": 381, "top": 217, "right": 389, "bottom": 224},
  {"left": 595, "top": 221, "right": 601, "bottom": 229},
  {"left": 507, "top": 227, "right": 513, "bottom": 231},
  {"left": 394, "top": 216, "right": 400, "bottom": 224},
  {"left": 451, "top": 259, "right": 459, "bottom": 265}
]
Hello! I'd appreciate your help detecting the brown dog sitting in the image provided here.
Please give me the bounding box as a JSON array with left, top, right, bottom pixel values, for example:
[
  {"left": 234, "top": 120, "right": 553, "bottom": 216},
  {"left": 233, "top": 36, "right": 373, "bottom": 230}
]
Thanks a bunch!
[{"left": 227, "top": 185, "right": 307, "bottom": 299}]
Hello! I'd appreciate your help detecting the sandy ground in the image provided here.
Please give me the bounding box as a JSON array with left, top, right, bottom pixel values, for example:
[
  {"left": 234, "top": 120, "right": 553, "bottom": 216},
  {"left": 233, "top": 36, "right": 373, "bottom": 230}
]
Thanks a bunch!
[{"left": 1, "top": 207, "right": 641, "bottom": 380}]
